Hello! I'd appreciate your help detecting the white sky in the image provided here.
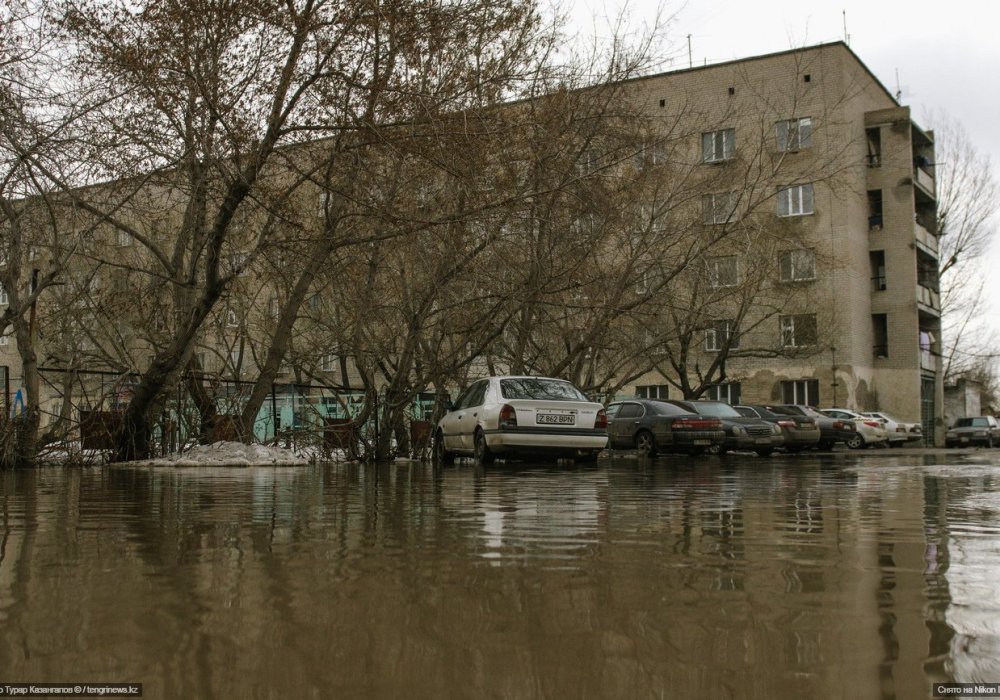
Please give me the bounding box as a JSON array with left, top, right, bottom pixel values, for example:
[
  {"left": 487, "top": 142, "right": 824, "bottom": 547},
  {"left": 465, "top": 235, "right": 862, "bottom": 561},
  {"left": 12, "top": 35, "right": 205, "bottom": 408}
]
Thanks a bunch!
[{"left": 567, "top": 0, "right": 1000, "bottom": 337}]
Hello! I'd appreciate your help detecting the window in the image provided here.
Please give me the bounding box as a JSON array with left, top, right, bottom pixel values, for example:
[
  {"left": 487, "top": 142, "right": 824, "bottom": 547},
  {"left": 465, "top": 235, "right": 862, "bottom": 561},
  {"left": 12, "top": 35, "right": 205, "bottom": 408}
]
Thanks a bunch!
[
  {"left": 776, "top": 117, "right": 812, "bottom": 151},
  {"left": 321, "top": 353, "right": 338, "bottom": 372},
  {"left": 704, "top": 382, "right": 741, "bottom": 404},
  {"left": 229, "top": 348, "right": 242, "bottom": 373},
  {"left": 780, "top": 314, "right": 817, "bottom": 348},
  {"left": 0, "top": 334, "right": 8, "bottom": 347},
  {"left": 618, "top": 402, "right": 643, "bottom": 419},
  {"left": 705, "top": 320, "right": 739, "bottom": 352},
  {"left": 702, "top": 192, "right": 738, "bottom": 224},
  {"left": 635, "top": 141, "right": 666, "bottom": 169},
  {"left": 866, "top": 127, "right": 882, "bottom": 167},
  {"left": 868, "top": 190, "right": 883, "bottom": 230},
  {"left": 870, "top": 251, "right": 886, "bottom": 291},
  {"left": 779, "top": 249, "right": 816, "bottom": 282},
  {"left": 269, "top": 296, "right": 280, "bottom": 320},
  {"left": 0, "top": 285, "right": 7, "bottom": 306},
  {"left": 636, "top": 385, "right": 669, "bottom": 400},
  {"left": 226, "top": 309, "right": 239, "bottom": 327},
  {"left": 702, "top": 128, "right": 735, "bottom": 163},
  {"left": 872, "top": 314, "right": 888, "bottom": 358},
  {"left": 781, "top": 379, "right": 819, "bottom": 405},
  {"left": 116, "top": 230, "right": 132, "bottom": 247},
  {"left": 707, "top": 256, "right": 739, "bottom": 288},
  {"left": 777, "top": 184, "right": 814, "bottom": 217},
  {"left": 228, "top": 252, "right": 248, "bottom": 275}
]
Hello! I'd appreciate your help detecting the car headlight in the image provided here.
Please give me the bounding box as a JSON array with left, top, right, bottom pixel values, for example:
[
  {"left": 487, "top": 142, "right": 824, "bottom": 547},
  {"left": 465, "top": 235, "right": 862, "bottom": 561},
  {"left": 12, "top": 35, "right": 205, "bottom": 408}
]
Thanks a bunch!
[
  {"left": 946, "top": 431, "right": 956, "bottom": 438},
  {"left": 771, "top": 424, "right": 781, "bottom": 435},
  {"left": 732, "top": 426, "right": 745, "bottom": 436}
]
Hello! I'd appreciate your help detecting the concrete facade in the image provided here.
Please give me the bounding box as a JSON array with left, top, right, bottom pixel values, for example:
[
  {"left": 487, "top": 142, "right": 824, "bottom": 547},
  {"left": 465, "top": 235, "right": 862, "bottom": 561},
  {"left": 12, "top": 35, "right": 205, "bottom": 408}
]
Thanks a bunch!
[{"left": 622, "top": 43, "right": 943, "bottom": 443}]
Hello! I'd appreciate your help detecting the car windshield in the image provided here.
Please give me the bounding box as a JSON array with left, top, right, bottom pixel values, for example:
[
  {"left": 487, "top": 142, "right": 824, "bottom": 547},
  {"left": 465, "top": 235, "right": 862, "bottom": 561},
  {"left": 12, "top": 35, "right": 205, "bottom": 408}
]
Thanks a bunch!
[
  {"left": 691, "top": 402, "right": 741, "bottom": 418},
  {"left": 955, "top": 417, "right": 989, "bottom": 428},
  {"left": 500, "top": 378, "right": 588, "bottom": 401}
]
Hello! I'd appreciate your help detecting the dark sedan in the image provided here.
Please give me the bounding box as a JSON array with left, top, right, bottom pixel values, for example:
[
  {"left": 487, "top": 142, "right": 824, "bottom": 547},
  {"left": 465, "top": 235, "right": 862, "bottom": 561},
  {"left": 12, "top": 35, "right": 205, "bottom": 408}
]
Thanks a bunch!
[
  {"left": 946, "top": 416, "right": 1000, "bottom": 448},
  {"left": 769, "top": 404, "right": 855, "bottom": 450},
  {"left": 667, "top": 399, "right": 784, "bottom": 456},
  {"left": 735, "top": 404, "right": 821, "bottom": 452},
  {"left": 606, "top": 399, "right": 725, "bottom": 457}
]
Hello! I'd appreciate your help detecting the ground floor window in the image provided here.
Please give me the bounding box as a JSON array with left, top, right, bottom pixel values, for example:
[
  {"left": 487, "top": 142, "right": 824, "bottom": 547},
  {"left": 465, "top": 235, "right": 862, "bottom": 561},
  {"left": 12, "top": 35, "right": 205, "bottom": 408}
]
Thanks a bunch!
[
  {"left": 781, "top": 379, "right": 819, "bottom": 405},
  {"left": 704, "top": 382, "right": 741, "bottom": 404},
  {"left": 636, "top": 384, "right": 669, "bottom": 400}
]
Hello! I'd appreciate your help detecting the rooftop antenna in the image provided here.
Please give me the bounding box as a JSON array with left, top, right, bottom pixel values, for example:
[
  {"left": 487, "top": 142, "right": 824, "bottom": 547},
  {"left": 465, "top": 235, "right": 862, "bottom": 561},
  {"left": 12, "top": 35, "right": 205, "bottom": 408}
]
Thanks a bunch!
[
  {"left": 687, "top": 34, "right": 692, "bottom": 68},
  {"left": 842, "top": 10, "right": 850, "bottom": 45},
  {"left": 894, "top": 68, "right": 902, "bottom": 102}
]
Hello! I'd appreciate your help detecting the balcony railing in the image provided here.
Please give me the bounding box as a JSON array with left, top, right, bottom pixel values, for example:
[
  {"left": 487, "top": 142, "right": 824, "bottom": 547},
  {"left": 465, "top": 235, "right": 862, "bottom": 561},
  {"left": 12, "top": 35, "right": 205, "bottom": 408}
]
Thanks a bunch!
[
  {"left": 918, "top": 285, "right": 940, "bottom": 311},
  {"left": 915, "top": 221, "right": 938, "bottom": 256},
  {"left": 915, "top": 167, "right": 935, "bottom": 198}
]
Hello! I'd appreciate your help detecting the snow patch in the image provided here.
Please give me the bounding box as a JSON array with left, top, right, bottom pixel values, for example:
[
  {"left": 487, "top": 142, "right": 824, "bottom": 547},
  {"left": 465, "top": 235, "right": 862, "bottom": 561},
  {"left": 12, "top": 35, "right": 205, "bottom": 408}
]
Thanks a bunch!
[{"left": 122, "top": 441, "right": 311, "bottom": 467}]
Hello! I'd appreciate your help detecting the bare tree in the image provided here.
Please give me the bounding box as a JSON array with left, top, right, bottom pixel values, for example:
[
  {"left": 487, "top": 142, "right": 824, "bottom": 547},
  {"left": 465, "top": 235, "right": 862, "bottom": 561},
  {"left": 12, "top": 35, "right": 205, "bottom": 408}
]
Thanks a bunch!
[{"left": 926, "top": 111, "right": 1000, "bottom": 381}]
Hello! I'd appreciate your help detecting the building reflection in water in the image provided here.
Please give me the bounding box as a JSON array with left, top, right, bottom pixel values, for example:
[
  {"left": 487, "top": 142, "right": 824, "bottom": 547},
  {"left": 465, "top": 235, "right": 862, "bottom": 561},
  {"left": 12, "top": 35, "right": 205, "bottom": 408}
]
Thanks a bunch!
[{"left": 1, "top": 454, "right": 1000, "bottom": 696}]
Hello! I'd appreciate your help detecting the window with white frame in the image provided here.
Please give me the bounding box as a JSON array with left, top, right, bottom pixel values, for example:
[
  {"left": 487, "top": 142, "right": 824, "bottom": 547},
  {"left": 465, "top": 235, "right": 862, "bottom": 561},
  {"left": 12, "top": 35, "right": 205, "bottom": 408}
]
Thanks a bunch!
[
  {"left": 0, "top": 285, "right": 7, "bottom": 305},
  {"left": 702, "top": 128, "right": 735, "bottom": 163},
  {"left": 781, "top": 379, "right": 819, "bottom": 405},
  {"left": 705, "top": 319, "right": 739, "bottom": 352},
  {"left": 636, "top": 384, "right": 669, "bottom": 400},
  {"left": 229, "top": 348, "right": 242, "bottom": 373},
  {"left": 777, "top": 184, "right": 814, "bottom": 217},
  {"left": 707, "top": 256, "right": 739, "bottom": 288},
  {"left": 776, "top": 117, "right": 812, "bottom": 151},
  {"left": 269, "top": 296, "right": 280, "bottom": 320},
  {"left": 702, "top": 192, "right": 738, "bottom": 224},
  {"left": 704, "top": 382, "right": 741, "bottom": 404},
  {"left": 780, "top": 313, "right": 817, "bottom": 348},
  {"left": 228, "top": 252, "right": 248, "bottom": 275},
  {"left": 779, "top": 249, "right": 816, "bottom": 282},
  {"left": 0, "top": 334, "right": 9, "bottom": 346},
  {"left": 226, "top": 309, "right": 239, "bottom": 327},
  {"left": 116, "top": 229, "right": 132, "bottom": 247},
  {"left": 321, "top": 353, "right": 338, "bottom": 372}
]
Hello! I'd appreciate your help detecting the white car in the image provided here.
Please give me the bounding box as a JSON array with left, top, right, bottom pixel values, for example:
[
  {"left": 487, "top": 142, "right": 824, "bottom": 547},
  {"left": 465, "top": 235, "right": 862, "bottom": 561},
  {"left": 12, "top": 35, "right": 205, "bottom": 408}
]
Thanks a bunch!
[
  {"left": 861, "top": 411, "right": 923, "bottom": 445},
  {"left": 434, "top": 376, "right": 608, "bottom": 464},
  {"left": 821, "top": 408, "right": 889, "bottom": 449}
]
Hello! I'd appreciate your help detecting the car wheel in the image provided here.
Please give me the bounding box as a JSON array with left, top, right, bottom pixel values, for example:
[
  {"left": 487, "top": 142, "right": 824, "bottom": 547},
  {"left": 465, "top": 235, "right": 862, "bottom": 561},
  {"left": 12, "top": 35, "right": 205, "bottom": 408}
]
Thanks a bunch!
[
  {"left": 434, "top": 431, "right": 455, "bottom": 466},
  {"left": 635, "top": 430, "right": 657, "bottom": 457},
  {"left": 755, "top": 448, "right": 774, "bottom": 457},
  {"left": 474, "top": 429, "right": 495, "bottom": 465},
  {"left": 846, "top": 433, "right": 865, "bottom": 450}
]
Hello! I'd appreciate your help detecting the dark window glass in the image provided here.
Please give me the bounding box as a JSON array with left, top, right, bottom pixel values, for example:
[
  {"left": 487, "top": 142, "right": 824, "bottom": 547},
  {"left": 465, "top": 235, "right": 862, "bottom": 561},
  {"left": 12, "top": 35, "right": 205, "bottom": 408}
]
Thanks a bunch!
[{"left": 500, "top": 378, "right": 588, "bottom": 401}]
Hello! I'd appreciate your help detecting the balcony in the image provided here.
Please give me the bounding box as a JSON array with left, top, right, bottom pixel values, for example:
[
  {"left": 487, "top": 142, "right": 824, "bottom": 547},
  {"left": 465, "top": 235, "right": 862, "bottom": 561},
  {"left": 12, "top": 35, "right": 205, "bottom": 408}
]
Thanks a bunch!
[
  {"left": 915, "top": 220, "right": 938, "bottom": 256},
  {"left": 915, "top": 165, "right": 935, "bottom": 199},
  {"left": 918, "top": 285, "right": 940, "bottom": 314},
  {"left": 920, "top": 349, "right": 936, "bottom": 371}
]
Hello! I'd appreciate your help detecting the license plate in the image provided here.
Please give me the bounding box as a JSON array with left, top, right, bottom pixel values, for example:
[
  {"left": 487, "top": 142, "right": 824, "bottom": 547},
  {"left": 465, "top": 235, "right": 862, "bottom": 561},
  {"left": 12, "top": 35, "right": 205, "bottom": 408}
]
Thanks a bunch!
[
  {"left": 960, "top": 437, "right": 969, "bottom": 443},
  {"left": 537, "top": 414, "right": 575, "bottom": 425},
  {"left": 754, "top": 438, "right": 770, "bottom": 444},
  {"left": 693, "top": 439, "right": 710, "bottom": 446}
]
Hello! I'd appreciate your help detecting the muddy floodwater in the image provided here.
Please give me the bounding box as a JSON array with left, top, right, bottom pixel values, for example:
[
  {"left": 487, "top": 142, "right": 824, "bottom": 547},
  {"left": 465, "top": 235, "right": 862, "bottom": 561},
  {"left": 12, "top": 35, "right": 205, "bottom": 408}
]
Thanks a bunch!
[{"left": 2, "top": 451, "right": 1000, "bottom": 698}]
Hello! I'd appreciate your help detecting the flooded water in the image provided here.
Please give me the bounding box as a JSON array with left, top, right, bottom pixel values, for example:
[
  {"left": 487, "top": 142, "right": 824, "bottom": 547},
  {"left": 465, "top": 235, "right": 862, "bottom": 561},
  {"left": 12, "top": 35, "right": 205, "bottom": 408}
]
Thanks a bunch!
[{"left": 2, "top": 451, "right": 1000, "bottom": 698}]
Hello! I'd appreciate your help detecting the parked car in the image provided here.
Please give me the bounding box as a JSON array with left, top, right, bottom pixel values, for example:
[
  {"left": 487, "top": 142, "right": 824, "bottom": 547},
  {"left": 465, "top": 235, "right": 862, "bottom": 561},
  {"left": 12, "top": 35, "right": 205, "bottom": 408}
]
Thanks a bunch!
[
  {"left": 434, "top": 376, "right": 608, "bottom": 464},
  {"left": 861, "top": 411, "right": 923, "bottom": 445},
  {"left": 606, "top": 399, "right": 725, "bottom": 457},
  {"left": 769, "top": 404, "right": 856, "bottom": 450},
  {"left": 945, "top": 416, "right": 1000, "bottom": 448},
  {"left": 666, "top": 400, "right": 784, "bottom": 456},
  {"left": 735, "top": 404, "right": 821, "bottom": 452},
  {"left": 820, "top": 408, "right": 889, "bottom": 449}
]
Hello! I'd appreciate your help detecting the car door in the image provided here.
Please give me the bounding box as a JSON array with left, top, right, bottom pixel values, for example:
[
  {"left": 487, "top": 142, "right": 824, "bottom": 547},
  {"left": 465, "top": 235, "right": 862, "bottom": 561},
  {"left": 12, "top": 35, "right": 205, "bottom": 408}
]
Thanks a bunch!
[
  {"left": 612, "top": 402, "right": 645, "bottom": 446},
  {"left": 439, "top": 384, "right": 475, "bottom": 451},
  {"left": 456, "top": 379, "right": 489, "bottom": 451}
]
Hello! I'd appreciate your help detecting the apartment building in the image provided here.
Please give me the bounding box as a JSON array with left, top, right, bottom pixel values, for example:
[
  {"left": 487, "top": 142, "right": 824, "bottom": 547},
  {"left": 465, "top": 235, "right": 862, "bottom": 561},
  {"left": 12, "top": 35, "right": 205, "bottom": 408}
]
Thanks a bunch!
[
  {"left": 623, "top": 42, "right": 943, "bottom": 443},
  {"left": 0, "top": 41, "right": 943, "bottom": 449}
]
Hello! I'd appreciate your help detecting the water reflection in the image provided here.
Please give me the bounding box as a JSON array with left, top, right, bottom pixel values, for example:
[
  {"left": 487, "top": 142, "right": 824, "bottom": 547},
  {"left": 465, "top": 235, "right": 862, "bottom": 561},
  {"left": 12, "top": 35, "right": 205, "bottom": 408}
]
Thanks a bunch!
[{"left": 1, "top": 452, "right": 999, "bottom": 697}]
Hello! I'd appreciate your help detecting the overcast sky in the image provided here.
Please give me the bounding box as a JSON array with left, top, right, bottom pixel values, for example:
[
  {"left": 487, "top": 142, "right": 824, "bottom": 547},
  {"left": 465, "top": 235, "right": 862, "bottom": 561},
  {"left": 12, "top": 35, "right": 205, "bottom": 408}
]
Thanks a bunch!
[{"left": 567, "top": 0, "right": 1000, "bottom": 332}]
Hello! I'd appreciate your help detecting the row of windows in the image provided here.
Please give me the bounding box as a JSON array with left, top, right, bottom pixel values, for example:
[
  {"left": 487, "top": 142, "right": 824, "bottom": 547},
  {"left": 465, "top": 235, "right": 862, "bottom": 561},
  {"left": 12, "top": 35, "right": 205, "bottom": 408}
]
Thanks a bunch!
[
  {"left": 633, "top": 377, "right": 819, "bottom": 405},
  {"left": 703, "top": 313, "right": 817, "bottom": 352},
  {"left": 703, "top": 183, "right": 815, "bottom": 223},
  {"left": 704, "top": 249, "right": 816, "bottom": 289},
  {"left": 702, "top": 117, "right": 812, "bottom": 164}
]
